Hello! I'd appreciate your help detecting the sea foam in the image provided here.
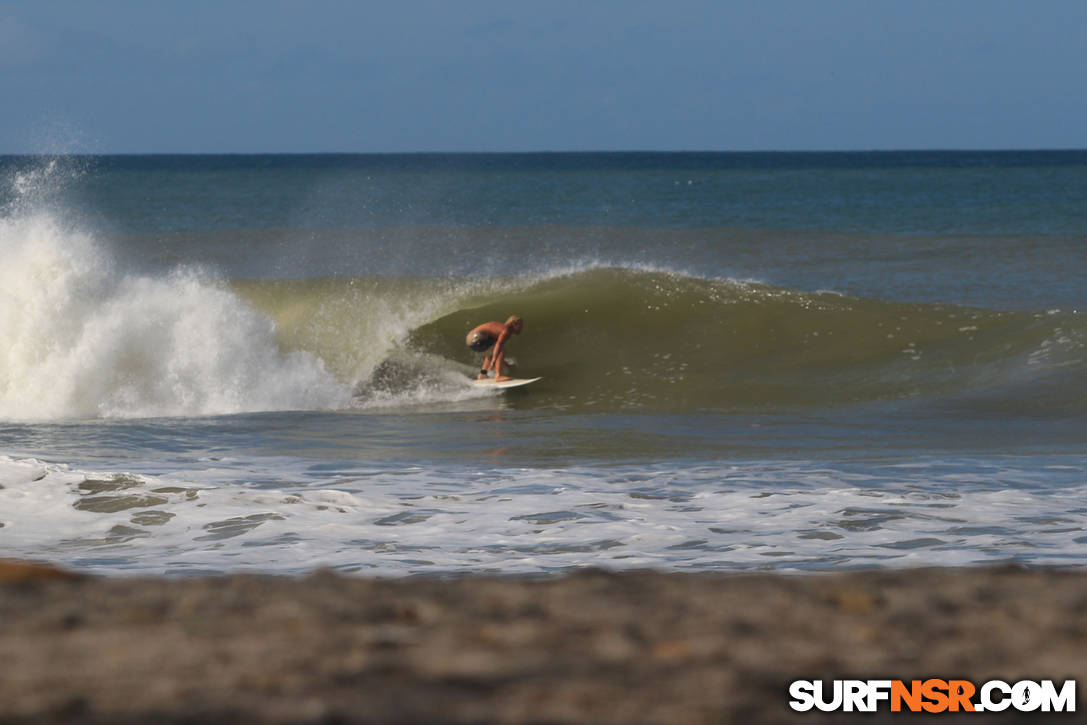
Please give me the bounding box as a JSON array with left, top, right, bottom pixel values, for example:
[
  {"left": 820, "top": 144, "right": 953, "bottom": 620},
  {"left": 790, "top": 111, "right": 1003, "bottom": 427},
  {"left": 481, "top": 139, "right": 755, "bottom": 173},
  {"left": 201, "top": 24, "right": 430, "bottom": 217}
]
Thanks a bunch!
[
  {"left": 3, "top": 453, "right": 1086, "bottom": 576},
  {"left": 0, "top": 212, "right": 349, "bottom": 420}
]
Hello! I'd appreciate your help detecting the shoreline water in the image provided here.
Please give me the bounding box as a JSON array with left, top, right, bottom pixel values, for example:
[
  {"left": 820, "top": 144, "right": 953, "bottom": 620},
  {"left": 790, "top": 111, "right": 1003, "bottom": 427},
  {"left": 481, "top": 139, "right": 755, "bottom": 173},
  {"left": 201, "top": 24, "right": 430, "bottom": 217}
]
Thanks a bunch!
[
  {"left": 4, "top": 451, "right": 1086, "bottom": 577},
  {"left": 2, "top": 559, "right": 1083, "bottom": 723}
]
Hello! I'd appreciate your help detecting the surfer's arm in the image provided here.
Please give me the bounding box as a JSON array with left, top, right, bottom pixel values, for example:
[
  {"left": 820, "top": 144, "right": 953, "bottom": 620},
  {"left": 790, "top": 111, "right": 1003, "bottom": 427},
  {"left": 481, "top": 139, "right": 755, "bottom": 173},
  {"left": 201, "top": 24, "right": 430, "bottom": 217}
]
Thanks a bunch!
[{"left": 491, "top": 329, "right": 512, "bottom": 379}]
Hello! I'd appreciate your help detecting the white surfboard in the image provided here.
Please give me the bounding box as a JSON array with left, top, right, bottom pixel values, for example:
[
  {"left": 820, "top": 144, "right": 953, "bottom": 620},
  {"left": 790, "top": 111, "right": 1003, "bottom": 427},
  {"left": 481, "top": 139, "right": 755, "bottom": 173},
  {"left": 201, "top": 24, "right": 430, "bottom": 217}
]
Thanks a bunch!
[{"left": 472, "top": 376, "right": 542, "bottom": 390}]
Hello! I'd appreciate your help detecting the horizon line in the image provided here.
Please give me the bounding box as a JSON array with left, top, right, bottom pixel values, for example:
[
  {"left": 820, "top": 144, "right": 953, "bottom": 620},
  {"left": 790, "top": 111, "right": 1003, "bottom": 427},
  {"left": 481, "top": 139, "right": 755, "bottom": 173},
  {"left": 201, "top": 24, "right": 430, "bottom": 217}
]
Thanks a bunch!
[{"left": 2, "top": 148, "right": 1086, "bottom": 157}]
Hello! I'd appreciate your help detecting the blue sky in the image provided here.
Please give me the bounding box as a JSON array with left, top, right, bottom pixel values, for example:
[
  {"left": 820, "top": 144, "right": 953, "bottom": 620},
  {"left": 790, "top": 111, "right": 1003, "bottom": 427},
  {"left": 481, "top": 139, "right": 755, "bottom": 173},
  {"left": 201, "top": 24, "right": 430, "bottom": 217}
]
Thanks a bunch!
[{"left": 3, "top": 0, "right": 1086, "bottom": 153}]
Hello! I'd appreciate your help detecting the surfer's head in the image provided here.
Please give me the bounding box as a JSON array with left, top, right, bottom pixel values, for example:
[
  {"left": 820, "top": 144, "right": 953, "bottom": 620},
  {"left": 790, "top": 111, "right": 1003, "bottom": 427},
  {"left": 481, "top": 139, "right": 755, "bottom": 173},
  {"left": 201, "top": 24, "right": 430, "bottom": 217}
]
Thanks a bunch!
[{"left": 505, "top": 315, "right": 524, "bottom": 334}]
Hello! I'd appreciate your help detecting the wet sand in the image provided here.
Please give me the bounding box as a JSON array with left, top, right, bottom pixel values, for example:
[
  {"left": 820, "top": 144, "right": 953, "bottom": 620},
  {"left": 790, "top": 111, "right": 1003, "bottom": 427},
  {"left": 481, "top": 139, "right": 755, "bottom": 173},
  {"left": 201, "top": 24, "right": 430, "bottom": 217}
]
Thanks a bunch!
[{"left": 1, "top": 559, "right": 1084, "bottom": 723}]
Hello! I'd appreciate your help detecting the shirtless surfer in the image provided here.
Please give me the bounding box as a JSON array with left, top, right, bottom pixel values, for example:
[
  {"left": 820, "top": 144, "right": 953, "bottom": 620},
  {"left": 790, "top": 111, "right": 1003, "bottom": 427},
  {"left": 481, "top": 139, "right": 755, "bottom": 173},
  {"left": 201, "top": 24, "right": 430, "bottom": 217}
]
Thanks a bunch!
[{"left": 466, "top": 316, "right": 523, "bottom": 382}]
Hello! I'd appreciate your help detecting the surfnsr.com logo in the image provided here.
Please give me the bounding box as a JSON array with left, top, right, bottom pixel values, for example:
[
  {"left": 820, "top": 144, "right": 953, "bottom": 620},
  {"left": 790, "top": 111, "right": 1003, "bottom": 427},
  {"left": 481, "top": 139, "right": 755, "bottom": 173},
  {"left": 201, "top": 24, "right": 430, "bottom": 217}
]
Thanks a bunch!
[{"left": 789, "top": 679, "right": 1076, "bottom": 713}]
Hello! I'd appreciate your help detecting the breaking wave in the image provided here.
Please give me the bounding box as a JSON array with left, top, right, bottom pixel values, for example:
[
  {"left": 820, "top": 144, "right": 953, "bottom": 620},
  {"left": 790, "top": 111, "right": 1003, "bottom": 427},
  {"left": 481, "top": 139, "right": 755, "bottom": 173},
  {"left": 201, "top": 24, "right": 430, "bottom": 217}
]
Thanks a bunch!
[{"left": 235, "top": 267, "right": 1087, "bottom": 414}]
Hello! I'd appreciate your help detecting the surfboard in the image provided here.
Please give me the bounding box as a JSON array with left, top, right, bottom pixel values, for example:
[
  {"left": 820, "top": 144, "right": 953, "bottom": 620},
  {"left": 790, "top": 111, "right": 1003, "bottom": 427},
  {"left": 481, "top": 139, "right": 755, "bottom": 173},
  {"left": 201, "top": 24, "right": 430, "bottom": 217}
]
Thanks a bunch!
[{"left": 472, "top": 376, "right": 542, "bottom": 389}]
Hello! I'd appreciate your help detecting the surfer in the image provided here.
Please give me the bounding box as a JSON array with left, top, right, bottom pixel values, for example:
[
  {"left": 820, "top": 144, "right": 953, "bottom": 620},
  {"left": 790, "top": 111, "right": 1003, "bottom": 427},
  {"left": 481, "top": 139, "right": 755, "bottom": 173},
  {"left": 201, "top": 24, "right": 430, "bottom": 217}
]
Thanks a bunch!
[{"left": 466, "top": 316, "right": 523, "bottom": 382}]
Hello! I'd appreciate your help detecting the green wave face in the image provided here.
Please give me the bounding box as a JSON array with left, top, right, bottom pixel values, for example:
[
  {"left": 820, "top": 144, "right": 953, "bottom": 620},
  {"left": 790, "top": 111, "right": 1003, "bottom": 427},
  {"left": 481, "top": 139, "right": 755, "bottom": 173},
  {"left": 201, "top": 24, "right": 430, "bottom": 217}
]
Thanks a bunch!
[{"left": 235, "top": 268, "right": 1086, "bottom": 413}]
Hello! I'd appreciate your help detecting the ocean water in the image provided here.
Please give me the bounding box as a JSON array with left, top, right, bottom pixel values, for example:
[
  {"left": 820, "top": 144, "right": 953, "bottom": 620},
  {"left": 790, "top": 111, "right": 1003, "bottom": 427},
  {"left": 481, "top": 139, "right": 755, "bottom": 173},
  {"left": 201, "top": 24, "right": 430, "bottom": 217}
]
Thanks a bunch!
[{"left": 1, "top": 152, "right": 1086, "bottom": 576}]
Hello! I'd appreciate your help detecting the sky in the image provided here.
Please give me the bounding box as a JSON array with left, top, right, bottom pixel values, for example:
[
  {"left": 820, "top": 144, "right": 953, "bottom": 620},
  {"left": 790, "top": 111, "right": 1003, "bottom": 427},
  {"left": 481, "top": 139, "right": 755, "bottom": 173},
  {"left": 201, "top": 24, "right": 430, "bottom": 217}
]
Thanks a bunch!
[{"left": 2, "top": 0, "right": 1086, "bottom": 153}]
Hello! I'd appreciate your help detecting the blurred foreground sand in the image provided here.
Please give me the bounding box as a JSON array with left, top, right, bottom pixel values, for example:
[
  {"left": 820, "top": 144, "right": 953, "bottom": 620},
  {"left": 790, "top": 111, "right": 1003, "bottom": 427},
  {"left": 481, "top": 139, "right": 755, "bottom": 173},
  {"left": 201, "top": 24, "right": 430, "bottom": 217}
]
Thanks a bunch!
[{"left": 1, "top": 560, "right": 1084, "bottom": 723}]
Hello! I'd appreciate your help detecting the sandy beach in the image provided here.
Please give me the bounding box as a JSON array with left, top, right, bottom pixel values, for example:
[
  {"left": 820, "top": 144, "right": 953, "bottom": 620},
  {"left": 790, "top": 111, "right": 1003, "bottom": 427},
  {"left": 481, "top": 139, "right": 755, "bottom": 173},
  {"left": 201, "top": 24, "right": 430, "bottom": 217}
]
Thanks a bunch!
[{"left": 1, "top": 559, "right": 1083, "bottom": 723}]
